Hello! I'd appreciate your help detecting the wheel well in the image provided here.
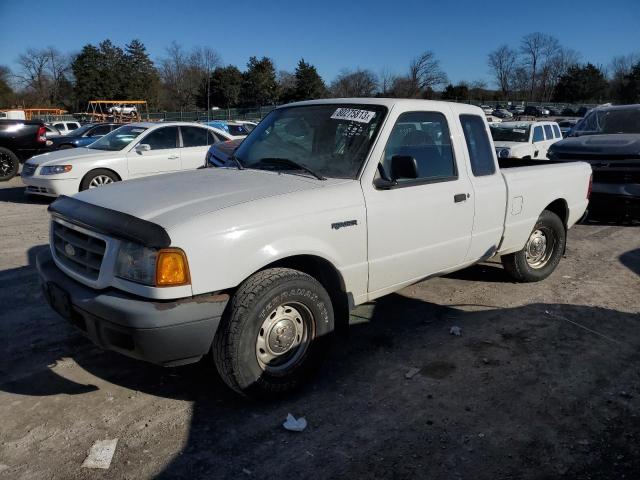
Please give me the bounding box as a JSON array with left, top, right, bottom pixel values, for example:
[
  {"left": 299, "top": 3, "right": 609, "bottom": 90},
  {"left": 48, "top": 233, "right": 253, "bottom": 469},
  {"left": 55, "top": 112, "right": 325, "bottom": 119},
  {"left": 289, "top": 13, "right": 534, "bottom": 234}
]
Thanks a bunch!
[
  {"left": 80, "top": 168, "right": 122, "bottom": 187},
  {"left": 262, "top": 255, "right": 350, "bottom": 332},
  {"left": 544, "top": 199, "right": 569, "bottom": 227}
]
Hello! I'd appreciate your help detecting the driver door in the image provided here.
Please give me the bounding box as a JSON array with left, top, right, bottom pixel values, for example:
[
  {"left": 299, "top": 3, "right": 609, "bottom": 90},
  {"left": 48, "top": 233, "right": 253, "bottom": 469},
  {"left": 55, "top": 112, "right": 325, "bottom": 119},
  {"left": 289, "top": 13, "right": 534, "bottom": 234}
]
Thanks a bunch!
[{"left": 127, "top": 126, "right": 181, "bottom": 178}]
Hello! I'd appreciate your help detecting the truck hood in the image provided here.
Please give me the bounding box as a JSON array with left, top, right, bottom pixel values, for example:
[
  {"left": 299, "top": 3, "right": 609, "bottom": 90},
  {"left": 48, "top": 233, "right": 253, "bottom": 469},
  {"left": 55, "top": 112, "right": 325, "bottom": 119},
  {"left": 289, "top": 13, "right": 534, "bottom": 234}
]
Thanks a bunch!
[
  {"left": 550, "top": 134, "right": 640, "bottom": 159},
  {"left": 26, "top": 147, "right": 117, "bottom": 166},
  {"left": 72, "top": 168, "right": 339, "bottom": 229}
]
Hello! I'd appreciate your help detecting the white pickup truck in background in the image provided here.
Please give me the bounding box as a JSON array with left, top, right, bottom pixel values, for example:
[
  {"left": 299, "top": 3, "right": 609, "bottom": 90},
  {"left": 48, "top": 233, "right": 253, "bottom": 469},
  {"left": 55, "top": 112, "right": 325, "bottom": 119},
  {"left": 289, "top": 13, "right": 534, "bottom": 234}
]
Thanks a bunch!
[{"left": 37, "top": 99, "right": 592, "bottom": 397}]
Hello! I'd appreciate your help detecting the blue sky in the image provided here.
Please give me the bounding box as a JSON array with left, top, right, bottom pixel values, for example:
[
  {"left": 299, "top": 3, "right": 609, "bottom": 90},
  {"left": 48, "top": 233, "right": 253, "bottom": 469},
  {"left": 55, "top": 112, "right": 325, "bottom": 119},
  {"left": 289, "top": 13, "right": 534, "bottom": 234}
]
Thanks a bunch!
[{"left": 1, "top": 0, "right": 639, "bottom": 87}]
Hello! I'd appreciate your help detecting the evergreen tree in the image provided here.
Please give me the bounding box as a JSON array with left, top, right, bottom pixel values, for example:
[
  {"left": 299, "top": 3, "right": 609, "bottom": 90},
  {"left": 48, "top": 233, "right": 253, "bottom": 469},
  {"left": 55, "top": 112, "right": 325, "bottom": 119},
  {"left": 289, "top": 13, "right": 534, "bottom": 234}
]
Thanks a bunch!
[
  {"left": 293, "top": 59, "right": 326, "bottom": 101},
  {"left": 124, "top": 39, "right": 160, "bottom": 107},
  {"left": 614, "top": 62, "right": 640, "bottom": 104},
  {"left": 205, "top": 65, "right": 243, "bottom": 112},
  {"left": 0, "top": 66, "right": 14, "bottom": 107},
  {"left": 242, "top": 56, "right": 277, "bottom": 107},
  {"left": 552, "top": 63, "right": 607, "bottom": 103}
]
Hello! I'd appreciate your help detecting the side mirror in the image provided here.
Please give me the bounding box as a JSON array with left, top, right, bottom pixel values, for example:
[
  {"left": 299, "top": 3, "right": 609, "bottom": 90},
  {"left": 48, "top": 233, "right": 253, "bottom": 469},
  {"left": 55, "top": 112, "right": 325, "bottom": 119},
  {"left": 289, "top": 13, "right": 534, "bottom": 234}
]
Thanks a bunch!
[
  {"left": 390, "top": 155, "right": 418, "bottom": 180},
  {"left": 135, "top": 144, "right": 151, "bottom": 152}
]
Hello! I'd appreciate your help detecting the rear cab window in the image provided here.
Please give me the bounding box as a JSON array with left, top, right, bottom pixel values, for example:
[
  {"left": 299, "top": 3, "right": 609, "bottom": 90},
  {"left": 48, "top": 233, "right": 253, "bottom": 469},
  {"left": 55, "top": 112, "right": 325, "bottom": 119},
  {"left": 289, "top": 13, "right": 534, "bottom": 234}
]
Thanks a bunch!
[
  {"left": 552, "top": 124, "right": 561, "bottom": 138},
  {"left": 460, "top": 115, "right": 496, "bottom": 176}
]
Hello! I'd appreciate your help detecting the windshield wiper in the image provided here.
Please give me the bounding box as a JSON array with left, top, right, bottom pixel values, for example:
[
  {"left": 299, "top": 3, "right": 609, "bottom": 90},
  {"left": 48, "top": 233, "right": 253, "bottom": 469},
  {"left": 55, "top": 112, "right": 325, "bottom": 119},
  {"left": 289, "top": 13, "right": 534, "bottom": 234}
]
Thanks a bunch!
[
  {"left": 255, "top": 158, "right": 326, "bottom": 180},
  {"left": 228, "top": 153, "right": 245, "bottom": 170}
]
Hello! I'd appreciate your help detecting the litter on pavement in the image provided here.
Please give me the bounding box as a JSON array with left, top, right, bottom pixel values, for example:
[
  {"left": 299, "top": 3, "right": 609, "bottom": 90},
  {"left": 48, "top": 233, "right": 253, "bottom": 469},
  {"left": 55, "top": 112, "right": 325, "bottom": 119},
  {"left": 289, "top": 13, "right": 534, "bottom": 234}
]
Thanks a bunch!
[
  {"left": 450, "top": 326, "right": 462, "bottom": 336},
  {"left": 81, "top": 439, "right": 118, "bottom": 469},
  {"left": 283, "top": 414, "right": 307, "bottom": 432}
]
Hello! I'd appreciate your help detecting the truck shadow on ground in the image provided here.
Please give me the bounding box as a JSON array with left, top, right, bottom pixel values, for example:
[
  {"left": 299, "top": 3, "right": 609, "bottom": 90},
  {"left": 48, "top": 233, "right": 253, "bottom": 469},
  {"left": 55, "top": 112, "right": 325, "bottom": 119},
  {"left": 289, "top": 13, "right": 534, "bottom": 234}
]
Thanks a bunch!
[
  {"left": 2, "top": 251, "right": 640, "bottom": 480},
  {"left": 619, "top": 248, "right": 640, "bottom": 276}
]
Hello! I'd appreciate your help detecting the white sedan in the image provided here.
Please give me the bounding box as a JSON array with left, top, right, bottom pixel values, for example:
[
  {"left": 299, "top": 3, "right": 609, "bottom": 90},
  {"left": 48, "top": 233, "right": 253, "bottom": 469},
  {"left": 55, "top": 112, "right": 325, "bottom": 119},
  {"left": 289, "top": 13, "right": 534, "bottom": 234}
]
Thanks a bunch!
[{"left": 21, "top": 122, "right": 232, "bottom": 197}]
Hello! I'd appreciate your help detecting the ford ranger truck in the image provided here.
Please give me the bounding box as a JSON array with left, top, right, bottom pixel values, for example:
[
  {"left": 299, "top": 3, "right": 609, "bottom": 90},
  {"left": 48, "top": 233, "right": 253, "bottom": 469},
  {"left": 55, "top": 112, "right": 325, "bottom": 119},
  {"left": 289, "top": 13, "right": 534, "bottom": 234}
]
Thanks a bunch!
[{"left": 37, "top": 99, "right": 592, "bottom": 397}]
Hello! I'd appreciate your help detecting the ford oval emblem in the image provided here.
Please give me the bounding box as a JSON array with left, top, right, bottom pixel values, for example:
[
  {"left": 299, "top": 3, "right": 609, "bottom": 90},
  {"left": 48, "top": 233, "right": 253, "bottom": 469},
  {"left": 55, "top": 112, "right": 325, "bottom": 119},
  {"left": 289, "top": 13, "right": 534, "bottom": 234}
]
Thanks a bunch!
[{"left": 65, "top": 243, "right": 76, "bottom": 257}]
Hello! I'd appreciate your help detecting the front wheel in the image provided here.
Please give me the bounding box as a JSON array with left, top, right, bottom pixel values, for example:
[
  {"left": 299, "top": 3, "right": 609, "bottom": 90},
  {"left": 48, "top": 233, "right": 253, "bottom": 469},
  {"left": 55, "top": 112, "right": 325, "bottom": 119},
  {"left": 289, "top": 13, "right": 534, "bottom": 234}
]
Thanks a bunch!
[
  {"left": 213, "top": 268, "right": 334, "bottom": 398},
  {"left": 80, "top": 169, "right": 119, "bottom": 191},
  {"left": 0, "top": 147, "right": 19, "bottom": 181},
  {"left": 501, "top": 210, "right": 566, "bottom": 282}
]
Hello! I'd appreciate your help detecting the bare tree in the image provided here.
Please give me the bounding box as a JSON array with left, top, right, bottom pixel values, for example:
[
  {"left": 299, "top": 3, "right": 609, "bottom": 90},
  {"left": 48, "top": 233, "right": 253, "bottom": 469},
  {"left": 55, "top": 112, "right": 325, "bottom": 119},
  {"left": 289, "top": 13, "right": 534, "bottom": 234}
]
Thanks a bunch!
[
  {"left": 520, "top": 33, "right": 560, "bottom": 101},
  {"left": 487, "top": 45, "right": 517, "bottom": 97},
  {"left": 330, "top": 68, "right": 378, "bottom": 97},
  {"left": 407, "top": 51, "right": 448, "bottom": 96},
  {"left": 15, "top": 48, "right": 51, "bottom": 104},
  {"left": 160, "top": 42, "right": 221, "bottom": 110},
  {"left": 378, "top": 68, "right": 397, "bottom": 96},
  {"left": 14, "top": 47, "right": 71, "bottom": 106}
]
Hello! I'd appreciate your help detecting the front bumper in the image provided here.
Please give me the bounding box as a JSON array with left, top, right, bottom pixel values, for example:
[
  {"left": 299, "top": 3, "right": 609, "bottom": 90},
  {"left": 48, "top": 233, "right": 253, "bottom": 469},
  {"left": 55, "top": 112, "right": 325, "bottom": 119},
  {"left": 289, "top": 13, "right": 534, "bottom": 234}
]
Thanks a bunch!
[
  {"left": 21, "top": 175, "right": 80, "bottom": 197},
  {"left": 37, "top": 249, "right": 229, "bottom": 366},
  {"left": 590, "top": 182, "right": 640, "bottom": 218}
]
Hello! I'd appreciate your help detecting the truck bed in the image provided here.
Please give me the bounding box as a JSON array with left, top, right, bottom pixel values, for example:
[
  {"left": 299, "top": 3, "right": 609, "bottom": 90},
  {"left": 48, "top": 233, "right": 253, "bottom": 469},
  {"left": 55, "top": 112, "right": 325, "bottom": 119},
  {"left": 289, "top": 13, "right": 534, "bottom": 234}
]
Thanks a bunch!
[{"left": 497, "top": 161, "right": 592, "bottom": 255}]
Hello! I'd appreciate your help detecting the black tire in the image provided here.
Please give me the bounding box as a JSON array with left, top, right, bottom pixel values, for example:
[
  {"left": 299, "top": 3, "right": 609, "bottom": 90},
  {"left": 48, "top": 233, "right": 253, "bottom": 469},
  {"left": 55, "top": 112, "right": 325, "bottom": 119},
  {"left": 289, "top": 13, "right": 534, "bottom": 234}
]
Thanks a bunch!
[
  {"left": 213, "top": 267, "right": 334, "bottom": 398},
  {"left": 0, "top": 147, "right": 19, "bottom": 181},
  {"left": 80, "top": 169, "right": 119, "bottom": 191},
  {"left": 58, "top": 144, "right": 74, "bottom": 150},
  {"left": 501, "top": 210, "right": 566, "bottom": 282}
]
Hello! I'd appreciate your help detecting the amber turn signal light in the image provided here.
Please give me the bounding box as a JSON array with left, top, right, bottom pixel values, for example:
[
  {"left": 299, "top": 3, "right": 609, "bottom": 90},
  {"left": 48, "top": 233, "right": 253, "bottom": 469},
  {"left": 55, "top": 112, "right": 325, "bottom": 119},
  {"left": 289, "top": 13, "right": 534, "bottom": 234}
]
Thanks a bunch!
[{"left": 155, "top": 248, "right": 190, "bottom": 287}]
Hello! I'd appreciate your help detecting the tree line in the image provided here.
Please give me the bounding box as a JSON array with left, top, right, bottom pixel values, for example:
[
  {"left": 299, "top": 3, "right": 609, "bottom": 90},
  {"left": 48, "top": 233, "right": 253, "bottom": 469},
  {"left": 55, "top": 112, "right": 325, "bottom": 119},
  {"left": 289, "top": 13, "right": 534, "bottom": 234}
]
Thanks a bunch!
[{"left": 1, "top": 34, "right": 639, "bottom": 112}]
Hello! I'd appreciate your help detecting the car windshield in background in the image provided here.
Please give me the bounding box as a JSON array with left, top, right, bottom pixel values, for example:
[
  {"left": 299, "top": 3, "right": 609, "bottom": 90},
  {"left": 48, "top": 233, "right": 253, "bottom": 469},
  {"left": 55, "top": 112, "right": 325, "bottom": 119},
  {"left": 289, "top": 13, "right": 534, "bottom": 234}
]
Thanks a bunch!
[
  {"left": 574, "top": 107, "right": 640, "bottom": 135},
  {"left": 228, "top": 125, "right": 248, "bottom": 136},
  {"left": 233, "top": 104, "right": 387, "bottom": 179},
  {"left": 490, "top": 124, "right": 531, "bottom": 142},
  {"left": 67, "top": 124, "right": 94, "bottom": 136},
  {"left": 88, "top": 125, "right": 147, "bottom": 151}
]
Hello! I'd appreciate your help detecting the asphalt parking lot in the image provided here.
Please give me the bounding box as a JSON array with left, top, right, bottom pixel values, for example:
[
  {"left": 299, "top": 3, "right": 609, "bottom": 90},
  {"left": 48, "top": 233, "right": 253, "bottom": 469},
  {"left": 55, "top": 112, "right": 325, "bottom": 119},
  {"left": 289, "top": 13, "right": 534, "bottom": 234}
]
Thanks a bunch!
[{"left": 0, "top": 176, "right": 639, "bottom": 480}]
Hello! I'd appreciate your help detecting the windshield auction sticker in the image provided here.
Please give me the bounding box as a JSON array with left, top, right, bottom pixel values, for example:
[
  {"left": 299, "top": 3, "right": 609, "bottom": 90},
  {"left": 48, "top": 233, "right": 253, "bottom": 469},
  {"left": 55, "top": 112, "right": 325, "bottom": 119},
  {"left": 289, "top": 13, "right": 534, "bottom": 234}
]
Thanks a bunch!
[{"left": 331, "top": 108, "right": 376, "bottom": 123}]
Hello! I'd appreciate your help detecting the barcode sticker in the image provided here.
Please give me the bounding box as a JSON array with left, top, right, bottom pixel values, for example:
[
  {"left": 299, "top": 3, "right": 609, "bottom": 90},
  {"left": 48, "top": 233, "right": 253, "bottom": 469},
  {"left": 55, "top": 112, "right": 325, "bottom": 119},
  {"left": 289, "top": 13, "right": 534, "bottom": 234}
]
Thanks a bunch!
[{"left": 331, "top": 108, "right": 376, "bottom": 123}]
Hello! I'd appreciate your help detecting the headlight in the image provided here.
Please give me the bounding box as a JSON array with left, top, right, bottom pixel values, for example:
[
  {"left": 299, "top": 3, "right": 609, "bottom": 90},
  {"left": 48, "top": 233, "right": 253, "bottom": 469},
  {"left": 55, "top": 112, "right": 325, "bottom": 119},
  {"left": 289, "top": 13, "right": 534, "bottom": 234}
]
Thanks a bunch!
[
  {"left": 115, "top": 242, "right": 190, "bottom": 287},
  {"left": 115, "top": 242, "right": 158, "bottom": 285},
  {"left": 40, "top": 165, "right": 72, "bottom": 175},
  {"left": 498, "top": 148, "right": 510, "bottom": 158}
]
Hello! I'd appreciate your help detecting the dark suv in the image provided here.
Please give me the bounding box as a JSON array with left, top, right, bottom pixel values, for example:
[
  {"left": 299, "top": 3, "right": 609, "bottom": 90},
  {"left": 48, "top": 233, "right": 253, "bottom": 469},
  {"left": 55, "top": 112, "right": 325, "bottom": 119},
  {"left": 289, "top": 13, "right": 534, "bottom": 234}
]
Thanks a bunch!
[{"left": 547, "top": 104, "right": 640, "bottom": 219}]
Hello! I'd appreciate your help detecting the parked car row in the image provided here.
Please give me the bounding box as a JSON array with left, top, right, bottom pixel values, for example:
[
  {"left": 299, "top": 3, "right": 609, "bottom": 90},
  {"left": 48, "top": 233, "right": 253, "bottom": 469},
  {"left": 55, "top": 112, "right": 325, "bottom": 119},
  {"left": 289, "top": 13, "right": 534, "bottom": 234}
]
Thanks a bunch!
[{"left": 20, "top": 122, "right": 233, "bottom": 196}]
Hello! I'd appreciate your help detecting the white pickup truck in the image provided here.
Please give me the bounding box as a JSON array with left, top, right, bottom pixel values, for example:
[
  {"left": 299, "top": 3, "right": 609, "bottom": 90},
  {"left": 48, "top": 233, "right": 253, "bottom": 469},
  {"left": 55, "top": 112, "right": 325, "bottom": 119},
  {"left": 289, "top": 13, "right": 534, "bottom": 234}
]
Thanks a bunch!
[{"left": 37, "top": 99, "right": 592, "bottom": 397}]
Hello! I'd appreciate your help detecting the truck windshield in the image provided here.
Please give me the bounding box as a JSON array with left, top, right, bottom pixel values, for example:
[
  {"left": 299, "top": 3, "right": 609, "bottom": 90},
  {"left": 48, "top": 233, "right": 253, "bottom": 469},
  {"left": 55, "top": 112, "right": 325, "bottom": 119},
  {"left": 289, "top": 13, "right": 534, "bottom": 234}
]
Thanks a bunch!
[
  {"left": 233, "top": 104, "right": 387, "bottom": 179},
  {"left": 88, "top": 125, "right": 147, "bottom": 151},
  {"left": 572, "top": 107, "right": 640, "bottom": 136},
  {"left": 490, "top": 124, "right": 531, "bottom": 142}
]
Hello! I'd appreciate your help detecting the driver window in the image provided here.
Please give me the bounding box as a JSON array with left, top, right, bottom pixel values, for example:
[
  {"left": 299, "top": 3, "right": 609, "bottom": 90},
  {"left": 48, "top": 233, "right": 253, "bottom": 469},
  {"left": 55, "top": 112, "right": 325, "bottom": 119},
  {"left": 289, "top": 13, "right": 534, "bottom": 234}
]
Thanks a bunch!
[
  {"left": 381, "top": 111, "right": 456, "bottom": 182},
  {"left": 142, "top": 127, "right": 179, "bottom": 150}
]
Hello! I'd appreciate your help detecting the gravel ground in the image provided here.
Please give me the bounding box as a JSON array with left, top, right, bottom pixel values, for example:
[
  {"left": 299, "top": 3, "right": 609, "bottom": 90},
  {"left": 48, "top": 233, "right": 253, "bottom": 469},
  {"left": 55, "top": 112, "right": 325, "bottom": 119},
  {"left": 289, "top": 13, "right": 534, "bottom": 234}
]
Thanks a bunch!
[{"left": 0, "top": 175, "right": 639, "bottom": 480}]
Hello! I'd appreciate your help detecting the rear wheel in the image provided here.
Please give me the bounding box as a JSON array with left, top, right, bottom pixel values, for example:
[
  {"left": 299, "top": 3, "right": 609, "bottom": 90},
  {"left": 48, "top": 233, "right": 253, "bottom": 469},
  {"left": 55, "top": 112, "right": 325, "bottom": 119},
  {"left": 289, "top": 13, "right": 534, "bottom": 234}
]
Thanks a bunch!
[
  {"left": 501, "top": 210, "right": 565, "bottom": 282},
  {"left": 80, "top": 169, "right": 119, "bottom": 191},
  {"left": 0, "top": 147, "right": 19, "bottom": 181},
  {"left": 213, "top": 268, "right": 334, "bottom": 398}
]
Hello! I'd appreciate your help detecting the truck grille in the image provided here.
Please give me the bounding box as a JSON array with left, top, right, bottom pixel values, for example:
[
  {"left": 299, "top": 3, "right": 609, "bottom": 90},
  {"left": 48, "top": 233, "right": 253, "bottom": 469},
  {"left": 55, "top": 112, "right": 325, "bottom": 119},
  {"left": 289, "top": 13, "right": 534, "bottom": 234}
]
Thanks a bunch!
[
  {"left": 22, "top": 164, "right": 36, "bottom": 176},
  {"left": 52, "top": 221, "right": 106, "bottom": 280}
]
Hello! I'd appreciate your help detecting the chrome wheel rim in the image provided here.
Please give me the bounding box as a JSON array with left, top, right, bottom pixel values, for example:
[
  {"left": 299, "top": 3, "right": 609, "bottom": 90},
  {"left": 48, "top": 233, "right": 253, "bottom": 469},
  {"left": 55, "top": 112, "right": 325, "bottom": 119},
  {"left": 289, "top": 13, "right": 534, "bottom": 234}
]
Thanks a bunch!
[
  {"left": 525, "top": 228, "right": 555, "bottom": 268},
  {"left": 89, "top": 175, "right": 114, "bottom": 188},
  {"left": 256, "top": 302, "right": 313, "bottom": 373}
]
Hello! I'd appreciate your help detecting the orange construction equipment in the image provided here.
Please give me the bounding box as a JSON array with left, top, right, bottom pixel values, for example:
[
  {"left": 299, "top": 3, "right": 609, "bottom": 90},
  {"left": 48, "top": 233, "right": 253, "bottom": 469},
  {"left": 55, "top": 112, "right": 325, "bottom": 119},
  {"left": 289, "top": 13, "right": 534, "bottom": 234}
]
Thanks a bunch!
[{"left": 86, "top": 100, "right": 148, "bottom": 123}]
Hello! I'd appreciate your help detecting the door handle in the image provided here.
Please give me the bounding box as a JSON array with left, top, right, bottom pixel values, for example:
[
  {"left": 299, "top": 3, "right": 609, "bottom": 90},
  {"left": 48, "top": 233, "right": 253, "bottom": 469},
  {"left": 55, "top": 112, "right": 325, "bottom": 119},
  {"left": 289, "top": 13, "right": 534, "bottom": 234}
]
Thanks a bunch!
[
  {"left": 168, "top": 155, "right": 179, "bottom": 160},
  {"left": 454, "top": 193, "right": 469, "bottom": 203}
]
